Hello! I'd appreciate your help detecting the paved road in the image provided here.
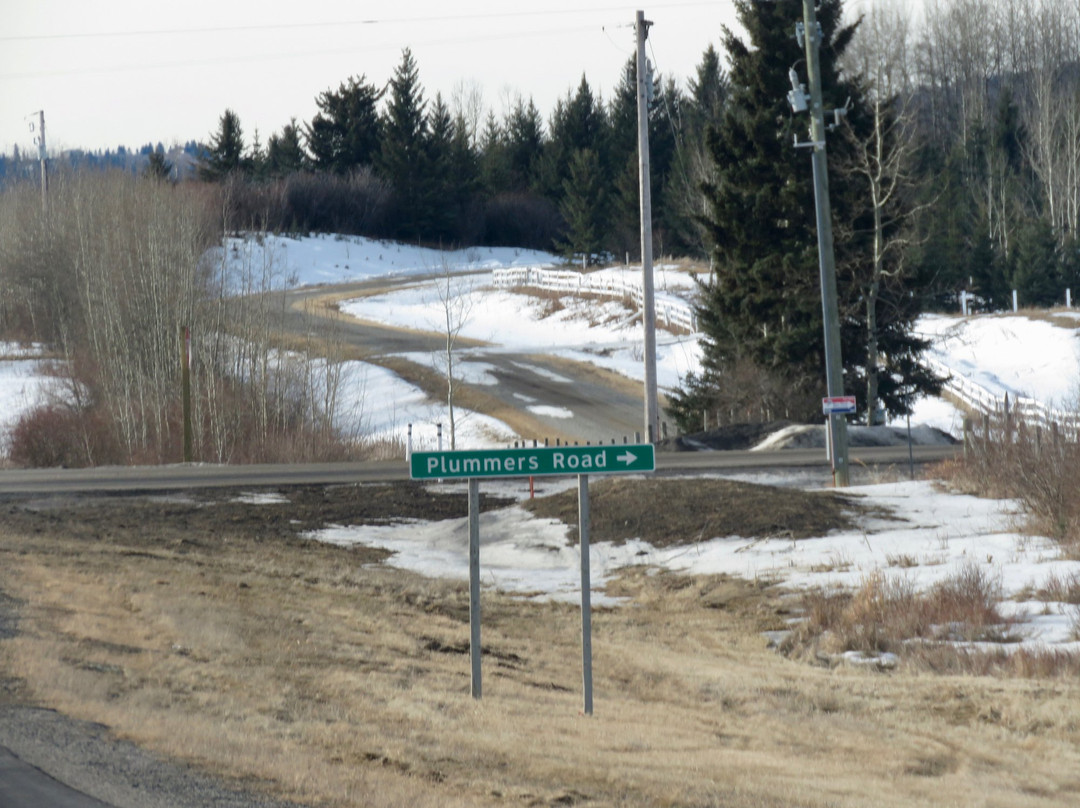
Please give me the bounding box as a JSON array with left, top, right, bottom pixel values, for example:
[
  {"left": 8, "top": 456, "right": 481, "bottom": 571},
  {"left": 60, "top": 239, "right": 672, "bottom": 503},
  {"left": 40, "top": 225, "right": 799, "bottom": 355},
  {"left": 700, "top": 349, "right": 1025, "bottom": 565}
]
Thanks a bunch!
[
  {"left": 0, "top": 745, "right": 111, "bottom": 807},
  {"left": 0, "top": 445, "right": 957, "bottom": 495}
]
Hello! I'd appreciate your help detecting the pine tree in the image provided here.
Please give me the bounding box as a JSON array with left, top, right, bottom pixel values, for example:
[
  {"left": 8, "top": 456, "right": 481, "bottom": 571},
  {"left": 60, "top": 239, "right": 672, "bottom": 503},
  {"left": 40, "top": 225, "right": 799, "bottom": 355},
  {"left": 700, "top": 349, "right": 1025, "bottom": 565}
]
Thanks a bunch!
[
  {"left": 425, "top": 93, "right": 460, "bottom": 241},
  {"left": 539, "top": 76, "right": 609, "bottom": 202},
  {"left": 379, "top": 48, "right": 433, "bottom": 240},
  {"left": 478, "top": 112, "right": 511, "bottom": 195},
  {"left": 1011, "top": 217, "right": 1060, "bottom": 307},
  {"left": 266, "top": 119, "right": 307, "bottom": 178},
  {"left": 199, "top": 109, "right": 246, "bottom": 182},
  {"left": 607, "top": 57, "right": 679, "bottom": 260},
  {"left": 504, "top": 97, "right": 545, "bottom": 192},
  {"left": 557, "top": 148, "right": 607, "bottom": 264},
  {"left": 306, "top": 76, "right": 383, "bottom": 175},
  {"left": 664, "top": 45, "right": 727, "bottom": 258},
  {"left": 672, "top": 0, "right": 938, "bottom": 430},
  {"left": 144, "top": 149, "right": 172, "bottom": 182}
]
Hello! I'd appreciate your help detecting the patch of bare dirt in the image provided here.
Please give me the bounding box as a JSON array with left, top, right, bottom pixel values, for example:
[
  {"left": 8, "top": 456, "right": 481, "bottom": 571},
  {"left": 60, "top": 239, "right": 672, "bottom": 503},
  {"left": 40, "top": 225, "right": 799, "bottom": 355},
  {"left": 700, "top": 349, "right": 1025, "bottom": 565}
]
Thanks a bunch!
[
  {"left": 523, "top": 477, "right": 864, "bottom": 546},
  {"left": 0, "top": 483, "right": 515, "bottom": 561}
]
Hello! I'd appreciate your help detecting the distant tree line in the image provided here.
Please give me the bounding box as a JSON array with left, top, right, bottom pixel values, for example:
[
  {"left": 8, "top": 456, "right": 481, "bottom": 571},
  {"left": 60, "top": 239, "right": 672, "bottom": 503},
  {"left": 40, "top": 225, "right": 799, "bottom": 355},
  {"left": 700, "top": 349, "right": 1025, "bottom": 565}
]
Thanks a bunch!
[{"left": 194, "top": 47, "right": 725, "bottom": 259}]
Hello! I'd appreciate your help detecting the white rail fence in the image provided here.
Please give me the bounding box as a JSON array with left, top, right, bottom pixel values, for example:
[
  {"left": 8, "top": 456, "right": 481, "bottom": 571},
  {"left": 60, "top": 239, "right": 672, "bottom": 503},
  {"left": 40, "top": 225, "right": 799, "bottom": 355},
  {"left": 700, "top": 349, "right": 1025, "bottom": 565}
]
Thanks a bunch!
[
  {"left": 927, "top": 357, "right": 1080, "bottom": 440},
  {"left": 492, "top": 267, "right": 698, "bottom": 333}
]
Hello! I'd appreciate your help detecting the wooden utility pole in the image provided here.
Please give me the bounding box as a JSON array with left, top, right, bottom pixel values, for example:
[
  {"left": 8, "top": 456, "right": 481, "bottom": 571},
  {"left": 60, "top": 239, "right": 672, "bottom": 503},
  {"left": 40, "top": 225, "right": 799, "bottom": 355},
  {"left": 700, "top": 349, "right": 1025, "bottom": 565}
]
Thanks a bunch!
[
  {"left": 36, "top": 111, "right": 47, "bottom": 214},
  {"left": 636, "top": 10, "right": 660, "bottom": 444},
  {"left": 801, "top": 0, "right": 850, "bottom": 486}
]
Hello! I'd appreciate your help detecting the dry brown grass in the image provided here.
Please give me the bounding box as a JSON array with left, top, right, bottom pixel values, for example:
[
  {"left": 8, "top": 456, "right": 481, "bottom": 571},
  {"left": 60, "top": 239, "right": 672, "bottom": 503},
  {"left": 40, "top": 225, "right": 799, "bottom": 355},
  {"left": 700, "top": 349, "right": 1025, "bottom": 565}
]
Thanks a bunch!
[
  {"left": 787, "top": 565, "right": 1022, "bottom": 661},
  {"left": 1, "top": 489, "right": 1080, "bottom": 808},
  {"left": 942, "top": 415, "right": 1080, "bottom": 556}
]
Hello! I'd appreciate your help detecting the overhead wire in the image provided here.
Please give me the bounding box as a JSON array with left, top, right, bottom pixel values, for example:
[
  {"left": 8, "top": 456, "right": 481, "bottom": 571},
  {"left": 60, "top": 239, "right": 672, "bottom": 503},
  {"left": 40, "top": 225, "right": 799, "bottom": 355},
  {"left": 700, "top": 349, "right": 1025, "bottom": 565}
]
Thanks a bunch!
[
  {"left": 0, "top": 24, "right": 600, "bottom": 81},
  {"left": 0, "top": 3, "right": 720, "bottom": 43}
]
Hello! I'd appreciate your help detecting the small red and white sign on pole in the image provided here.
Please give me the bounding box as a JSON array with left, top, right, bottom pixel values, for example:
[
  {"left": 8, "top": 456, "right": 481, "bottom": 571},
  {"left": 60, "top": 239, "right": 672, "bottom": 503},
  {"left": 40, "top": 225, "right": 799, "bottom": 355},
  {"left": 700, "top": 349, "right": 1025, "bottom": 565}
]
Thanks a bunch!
[{"left": 822, "top": 396, "right": 857, "bottom": 415}]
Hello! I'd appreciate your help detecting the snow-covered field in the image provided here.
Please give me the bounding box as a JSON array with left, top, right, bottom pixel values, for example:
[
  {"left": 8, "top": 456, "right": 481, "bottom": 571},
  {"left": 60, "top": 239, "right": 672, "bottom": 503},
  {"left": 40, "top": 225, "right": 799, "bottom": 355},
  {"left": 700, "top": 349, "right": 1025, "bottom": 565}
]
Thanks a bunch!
[
  {"left": 5, "top": 234, "right": 1080, "bottom": 655},
  {"left": 314, "top": 477, "right": 1080, "bottom": 654}
]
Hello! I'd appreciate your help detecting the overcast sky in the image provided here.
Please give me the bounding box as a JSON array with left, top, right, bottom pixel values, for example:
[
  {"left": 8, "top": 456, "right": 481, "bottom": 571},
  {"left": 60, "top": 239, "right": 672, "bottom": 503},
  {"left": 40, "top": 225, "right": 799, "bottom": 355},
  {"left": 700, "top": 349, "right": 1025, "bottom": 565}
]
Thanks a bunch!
[{"left": 2, "top": 1, "right": 760, "bottom": 155}]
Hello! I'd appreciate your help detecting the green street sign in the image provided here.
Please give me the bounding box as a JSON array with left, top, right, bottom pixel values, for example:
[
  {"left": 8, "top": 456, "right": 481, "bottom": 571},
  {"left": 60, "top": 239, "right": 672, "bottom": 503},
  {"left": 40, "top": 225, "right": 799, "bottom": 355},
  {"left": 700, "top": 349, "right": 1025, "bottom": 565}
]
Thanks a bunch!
[{"left": 410, "top": 444, "right": 655, "bottom": 480}]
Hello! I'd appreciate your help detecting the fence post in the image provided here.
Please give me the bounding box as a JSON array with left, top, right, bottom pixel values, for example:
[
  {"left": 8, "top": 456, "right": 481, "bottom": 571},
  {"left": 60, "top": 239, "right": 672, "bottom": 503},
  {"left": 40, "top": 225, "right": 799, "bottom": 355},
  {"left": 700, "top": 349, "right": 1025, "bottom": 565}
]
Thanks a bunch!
[{"left": 963, "top": 416, "right": 970, "bottom": 461}]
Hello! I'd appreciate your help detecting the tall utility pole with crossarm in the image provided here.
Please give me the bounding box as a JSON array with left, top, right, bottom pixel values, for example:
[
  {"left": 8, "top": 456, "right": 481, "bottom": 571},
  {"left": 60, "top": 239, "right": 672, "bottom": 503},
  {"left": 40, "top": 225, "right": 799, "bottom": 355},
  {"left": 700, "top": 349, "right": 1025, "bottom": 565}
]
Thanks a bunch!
[
  {"left": 636, "top": 9, "right": 660, "bottom": 444},
  {"left": 789, "top": 0, "right": 851, "bottom": 486}
]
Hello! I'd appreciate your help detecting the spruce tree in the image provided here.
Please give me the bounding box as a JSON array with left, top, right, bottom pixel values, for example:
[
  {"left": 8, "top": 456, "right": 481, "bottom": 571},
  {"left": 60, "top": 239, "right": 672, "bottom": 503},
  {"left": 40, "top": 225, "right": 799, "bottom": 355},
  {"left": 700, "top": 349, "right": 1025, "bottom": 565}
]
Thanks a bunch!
[
  {"left": 144, "top": 149, "right": 172, "bottom": 182},
  {"left": 557, "top": 148, "right": 608, "bottom": 264},
  {"left": 504, "top": 97, "right": 545, "bottom": 192},
  {"left": 425, "top": 94, "right": 460, "bottom": 241},
  {"left": 672, "top": 0, "right": 938, "bottom": 430},
  {"left": 306, "top": 76, "right": 382, "bottom": 175},
  {"left": 198, "top": 109, "right": 246, "bottom": 182},
  {"left": 379, "top": 48, "right": 433, "bottom": 240},
  {"left": 478, "top": 112, "right": 511, "bottom": 195},
  {"left": 539, "top": 76, "right": 609, "bottom": 202},
  {"left": 1011, "top": 218, "right": 1060, "bottom": 308},
  {"left": 664, "top": 45, "right": 728, "bottom": 258},
  {"left": 266, "top": 119, "right": 307, "bottom": 178}
]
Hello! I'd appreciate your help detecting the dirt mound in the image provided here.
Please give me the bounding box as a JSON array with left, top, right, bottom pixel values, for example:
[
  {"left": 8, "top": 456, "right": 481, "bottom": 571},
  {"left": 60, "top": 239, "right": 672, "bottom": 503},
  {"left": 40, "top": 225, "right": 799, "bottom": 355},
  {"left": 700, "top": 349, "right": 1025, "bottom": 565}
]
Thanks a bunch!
[{"left": 522, "top": 477, "right": 864, "bottom": 547}]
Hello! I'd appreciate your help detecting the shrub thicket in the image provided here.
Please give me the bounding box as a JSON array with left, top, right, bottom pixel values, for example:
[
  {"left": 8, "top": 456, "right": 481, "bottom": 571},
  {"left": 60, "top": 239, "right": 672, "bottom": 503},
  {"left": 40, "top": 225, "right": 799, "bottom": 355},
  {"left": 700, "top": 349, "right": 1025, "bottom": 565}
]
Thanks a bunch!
[{"left": 0, "top": 171, "right": 367, "bottom": 466}]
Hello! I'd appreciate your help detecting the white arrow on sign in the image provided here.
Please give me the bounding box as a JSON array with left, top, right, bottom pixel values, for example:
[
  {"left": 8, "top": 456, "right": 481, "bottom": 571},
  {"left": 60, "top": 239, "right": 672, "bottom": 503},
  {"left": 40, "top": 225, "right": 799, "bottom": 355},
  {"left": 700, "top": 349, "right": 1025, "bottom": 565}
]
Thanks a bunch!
[{"left": 616, "top": 450, "right": 637, "bottom": 466}]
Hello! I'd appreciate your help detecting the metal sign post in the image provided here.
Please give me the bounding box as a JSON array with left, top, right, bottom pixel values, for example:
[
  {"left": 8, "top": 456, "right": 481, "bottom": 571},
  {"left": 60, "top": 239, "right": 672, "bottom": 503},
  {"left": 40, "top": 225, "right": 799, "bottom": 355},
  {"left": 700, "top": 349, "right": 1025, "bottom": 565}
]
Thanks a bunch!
[
  {"left": 415, "top": 445, "right": 655, "bottom": 711},
  {"left": 468, "top": 478, "right": 481, "bottom": 699},
  {"left": 578, "top": 474, "right": 593, "bottom": 716}
]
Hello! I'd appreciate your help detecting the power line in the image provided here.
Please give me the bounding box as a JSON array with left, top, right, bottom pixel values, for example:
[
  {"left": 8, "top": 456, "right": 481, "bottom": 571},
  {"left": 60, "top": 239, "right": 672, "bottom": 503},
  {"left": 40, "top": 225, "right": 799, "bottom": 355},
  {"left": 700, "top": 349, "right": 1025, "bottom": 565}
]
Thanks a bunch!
[
  {"left": 0, "top": 24, "right": 599, "bottom": 81},
  {"left": 0, "top": 2, "right": 719, "bottom": 43}
]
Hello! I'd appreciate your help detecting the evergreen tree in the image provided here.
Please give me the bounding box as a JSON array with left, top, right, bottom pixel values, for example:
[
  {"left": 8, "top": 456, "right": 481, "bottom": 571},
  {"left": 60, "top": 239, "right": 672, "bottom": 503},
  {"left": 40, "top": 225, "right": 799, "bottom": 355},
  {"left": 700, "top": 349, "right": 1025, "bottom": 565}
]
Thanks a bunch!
[
  {"left": 478, "top": 112, "right": 511, "bottom": 195},
  {"left": 1011, "top": 217, "right": 1060, "bottom": 308},
  {"left": 607, "top": 57, "right": 679, "bottom": 260},
  {"left": 672, "top": 0, "right": 937, "bottom": 430},
  {"left": 539, "top": 76, "right": 609, "bottom": 202},
  {"left": 199, "top": 109, "right": 246, "bottom": 181},
  {"left": 306, "top": 75, "right": 383, "bottom": 175},
  {"left": 425, "top": 93, "right": 460, "bottom": 241},
  {"left": 266, "top": 119, "right": 307, "bottom": 178},
  {"left": 503, "top": 97, "right": 545, "bottom": 192},
  {"left": 686, "top": 44, "right": 727, "bottom": 136},
  {"left": 379, "top": 48, "right": 433, "bottom": 240},
  {"left": 557, "top": 148, "right": 608, "bottom": 264},
  {"left": 144, "top": 149, "right": 172, "bottom": 182},
  {"left": 664, "top": 45, "right": 728, "bottom": 258},
  {"left": 248, "top": 128, "right": 267, "bottom": 181}
]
